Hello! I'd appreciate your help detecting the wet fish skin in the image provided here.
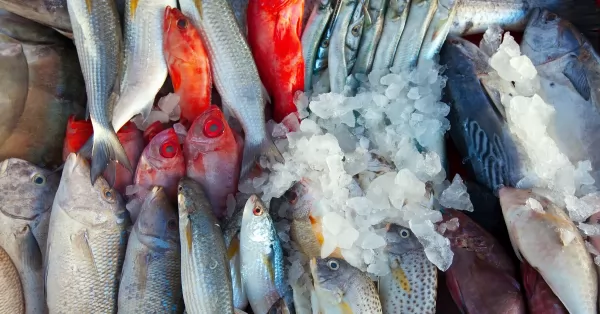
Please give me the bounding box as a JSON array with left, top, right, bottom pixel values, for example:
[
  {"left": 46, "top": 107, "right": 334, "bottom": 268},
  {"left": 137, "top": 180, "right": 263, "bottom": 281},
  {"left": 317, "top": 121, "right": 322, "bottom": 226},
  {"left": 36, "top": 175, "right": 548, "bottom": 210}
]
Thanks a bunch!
[
  {"left": 0, "top": 0, "right": 71, "bottom": 33},
  {"left": 521, "top": 260, "right": 568, "bottom": 314},
  {"left": 0, "top": 35, "right": 27, "bottom": 149},
  {"left": 301, "top": 0, "right": 333, "bottom": 92},
  {"left": 352, "top": 0, "right": 386, "bottom": 74},
  {"left": 392, "top": 0, "right": 438, "bottom": 71},
  {"left": 178, "top": 177, "right": 234, "bottom": 314},
  {"left": 328, "top": 0, "right": 360, "bottom": 93},
  {"left": 118, "top": 186, "right": 182, "bottom": 314},
  {"left": 380, "top": 224, "right": 437, "bottom": 313},
  {"left": 0, "top": 9, "right": 66, "bottom": 44},
  {"left": 46, "top": 153, "right": 131, "bottom": 314},
  {"left": 344, "top": 0, "right": 367, "bottom": 73},
  {"left": 223, "top": 197, "right": 248, "bottom": 310},
  {"left": 0, "top": 245, "right": 24, "bottom": 314},
  {"left": 417, "top": 0, "right": 458, "bottom": 65},
  {"left": 499, "top": 187, "right": 598, "bottom": 314},
  {"left": 112, "top": 122, "right": 144, "bottom": 196},
  {"left": 371, "top": 0, "right": 410, "bottom": 70}
]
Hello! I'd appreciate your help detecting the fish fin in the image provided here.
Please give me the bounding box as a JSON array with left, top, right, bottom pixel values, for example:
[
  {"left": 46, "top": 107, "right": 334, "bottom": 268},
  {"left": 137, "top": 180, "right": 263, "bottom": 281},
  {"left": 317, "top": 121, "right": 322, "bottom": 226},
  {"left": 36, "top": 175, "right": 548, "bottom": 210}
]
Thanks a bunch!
[
  {"left": 563, "top": 57, "right": 591, "bottom": 101},
  {"left": 545, "top": 0, "right": 600, "bottom": 51},
  {"left": 134, "top": 250, "right": 150, "bottom": 294},
  {"left": 90, "top": 126, "right": 132, "bottom": 185},
  {"left": 262, "top": 253, "right": 275, "bottom": 284},
  {"left": 71, "top": 229, "right": 99, "bottom": 275},
  {"left": 15, "top": 225, "right": 43, "bottom": 272},
  {"left": 104, "top": 161, "right": 117, "bottom": 189},
  {"left": 78, "top": 136, "right": 94, "bottom": 160},
  {"left": 226, "top": 235, "right": 240, "bottom": 260},
  {"left": 185, "top": 220, "right": 193, "bottom": 254},
  {"left": 263, "top": 137, "right": 285, "bottom": 167},
  {"left": 445, "top": 270, "right": 469, "bottom": 314},
  {"left": 391, "top": 266, "right": 411, "bottom": 294}
]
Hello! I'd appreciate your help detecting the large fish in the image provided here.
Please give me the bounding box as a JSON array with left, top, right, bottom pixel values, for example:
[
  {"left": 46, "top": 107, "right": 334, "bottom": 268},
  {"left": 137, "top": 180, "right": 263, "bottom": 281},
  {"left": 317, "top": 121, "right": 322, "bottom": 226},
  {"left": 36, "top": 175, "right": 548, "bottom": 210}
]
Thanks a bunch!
[
  {"left": 379, "top": 224, "right": 437, "bottom": 314},
  {"left": 301, "top": 0, "right": 333, "bottom": 92},
  {"left": 371, "top": 0, "right": 410, "bottom": 70},
  {"left": 328, "top": 0, "right": 361, "bottom": 93},
  {"left": 178, "top": 0, "right": 282, "bottom": 178},
  {"left": 45, "top": 153, "right": 131, "bottom": 313},
  {"left": 499, "top": 187, "right": 597, "bottom": 314},
  {"left": 0, "top": 245, "right": 24, "bottom": 314},
  {"left": 352, "top": 0, "right": 386, "bottom": 75},
  {"left": 0, "top": 0, "right": 71, "bottom": 33},
  {"left": 178, "top": 177, "right": 235, "bottom": 314},
  {"left": 118, "top": 186, "right": 182, "bottom": 313},
  {"left": 0, "top": 158, "right": 59, "bottom": 314},
  {"left": 67, "top": 0, "right": 131, "bottom": 183}
]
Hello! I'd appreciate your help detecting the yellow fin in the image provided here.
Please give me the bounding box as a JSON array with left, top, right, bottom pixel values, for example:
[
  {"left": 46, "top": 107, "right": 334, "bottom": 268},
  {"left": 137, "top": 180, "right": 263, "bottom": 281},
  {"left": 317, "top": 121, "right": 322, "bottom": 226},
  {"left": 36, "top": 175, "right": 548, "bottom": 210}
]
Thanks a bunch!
[
  {"left": 226, "top": 236, "right": 240, "bottom": 260},
  {"left": 185, "top": 222, "right": 193, "bottom": 254},
  {"left": 263, "top": 254, "right": 275, "bottom": 283},
  {"left": 392, "top": 267, "right": 411, "bottom": 294},
  {"left": 194, "top": 0, "right": 203, "bottom": 18},
  {"left": 85, "top": 0, "right": 93, "bottom": 14},
  {"left": 129, "top": 0, "right": 139, "bottom": 19},
  {"left": 338, "top": 301, "right": 354, "bottom": 314}
]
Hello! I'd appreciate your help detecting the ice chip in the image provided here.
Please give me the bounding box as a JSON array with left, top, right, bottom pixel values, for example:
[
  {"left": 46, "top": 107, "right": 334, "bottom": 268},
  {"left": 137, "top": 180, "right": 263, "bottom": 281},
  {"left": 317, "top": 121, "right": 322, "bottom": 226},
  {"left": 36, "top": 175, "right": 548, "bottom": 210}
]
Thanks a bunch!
[
  {"left": 578, "top": 223, "right": 600, "bottom": 236},
  {"left": 294, "top": 91, "right": 310, "bottom": 119},
  {"left": 360, "top": 232, "right": 386, "bottom": 249},
  {"left": 322, "top": 212, "right": 346, "bottom": 235},
  {"left": 395, "top": 169, "right": 426, "bottom": 200},
  {"left": 479, "top": 24, "right": 503, "bottom": 56},
  {"left": 337, "top": 227, "right": 359, "bottom": 249},
  {"left": 157, "top": 93, "right": 181, "bottom": 117},
  {"left": 407, "top": 87, "right": 420, "bottom": 100},
  {"left": 439, "top": 174, "right": 473, "bottom": 211},
  {"left": 510, "top": 55, "right": 537, "bottom": 80},
  {"left": 566, "top": 194, "right": 600, "bottom": 222}
]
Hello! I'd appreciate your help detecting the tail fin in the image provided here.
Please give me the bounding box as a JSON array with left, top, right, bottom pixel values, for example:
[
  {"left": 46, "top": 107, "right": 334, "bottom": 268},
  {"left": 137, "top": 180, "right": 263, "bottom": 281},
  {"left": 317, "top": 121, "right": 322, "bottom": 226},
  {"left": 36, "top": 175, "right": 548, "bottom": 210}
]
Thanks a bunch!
[
  {"left": 90, "top": 127, "right": 132, "bottom": 185},
  {"left": 239, "top": 137, "right": 284, "bottom": 179}
]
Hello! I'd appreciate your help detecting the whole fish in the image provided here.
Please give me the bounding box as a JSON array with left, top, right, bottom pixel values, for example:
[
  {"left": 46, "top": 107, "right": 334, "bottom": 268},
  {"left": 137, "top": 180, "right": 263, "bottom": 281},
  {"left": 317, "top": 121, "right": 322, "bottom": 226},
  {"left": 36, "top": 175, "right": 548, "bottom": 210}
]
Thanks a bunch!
[
  {"left": 0, "top": 10, "right": 65, "bottom": 44},
  {"left": 46, "top": 153, "right": 131, "bottom": 313},
  {"left": 352, "top": 0, "right": 386, "bottom": 74},
  {"left": 178, "top": 0, "right": 282, "bottom": 178},
  {"left": 240, "top": 195, "right": 293, "bottom": 313},
  {"left": 301, "top": 0, "right": 333, "bottom": 92},
  {"left": 62, "top": 116, "right": 93, "bottom": 162},
  {"left": 328, "top": 0, "right": 361, "bottom": 93},
  {"left": 0, "top": 35, "right": 27, "bottom": 149},
  {"left": 344, "top": 0, "right": 367, "bottom": 74},
  {"left": 310, "top": 257, "right": 382, "bottom": 313},
  {"left": 521, "top": 260, "right": 568, "bottom": 314},
  {"left": 118, "top": 186, "right": 182, "bottom": 313},
  {"left": 163, "top": 7, "right": 212, "bottom": 127},
  {"left": 499, "top": 187, "right": 597, "bottom": 314},
  {"left": 67, "top": 0, "right": 131, "bottom": 183},
  {"left": 440, "top": 209, "right": 526, "bottom": 314},
  {"left": 0, "top": 0, "right": 71, "bottom": 33},
  {"left": 312, "top": 10, "right": 335, "bottom": 89},
  {"left": 371, "top": 0, "right": 410, "bottom": 70},
  {"left": 392, "top": 0, "right": 438, "bottom": 71},
  {"left": 0, "top": 245, "right": 24, "bottom": 314},
  {"left": 228, "top": 0, "right": 249, "bottom": 34},
  {"left": 112, "top": 122, "right": 144, "bottom": 196},
  {"left": 223, "top": 198, "right": 248, "bottom": 310},
  {"left": 417, "top": 0, "right": 458, "bottom": 65},
  {"left": 247, "top": 0, "right": 305, "bottom": 123},
  {"left": 184, "top": 106, "right": 241, "bottom": 219},
  {"left": 178, "top": 177, "right": 234, "bottom": 314},
  {"left": 379, "top": 224, "right": 437, "bottom": 314},
  {"left": 0, "top": 158, "right": 59, "bottom": 314}
]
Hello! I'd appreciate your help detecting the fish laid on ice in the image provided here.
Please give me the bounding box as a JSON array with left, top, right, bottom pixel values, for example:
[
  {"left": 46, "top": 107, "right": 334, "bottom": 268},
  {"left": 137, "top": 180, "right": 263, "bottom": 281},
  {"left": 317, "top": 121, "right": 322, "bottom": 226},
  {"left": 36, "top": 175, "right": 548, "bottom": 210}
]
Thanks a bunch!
[
  {"left": 392, "top": 0, "right": 438, "bottom": 71},
  {"left": 352, "top": 0, "right": 386, "bottom": 75},
  {"left": 521, "top": 260, "right": 568, "bottom": 314},
  {"left": 0, "top": 245, "right": 24, "bottom": 314},
  {"left": 46, "top": 153, "right": 131, "bottom": 313},
  {"left": 0, "top": 0, "right": 71, "bottom": 33},
  {"left": 328, "top": 0, "right": 360, "bottom": 93},
  {"left": 343, "top": 0, "right": 367, "bottom": 75},
  {"left": 417, "top": 0, "right": 458, "bottom": 65},
  {"left": 371, "top": 0, "right": 410, "bottom": 71},
  {"left": 301, "top": 0, "right": 333, "bottom": 92}
]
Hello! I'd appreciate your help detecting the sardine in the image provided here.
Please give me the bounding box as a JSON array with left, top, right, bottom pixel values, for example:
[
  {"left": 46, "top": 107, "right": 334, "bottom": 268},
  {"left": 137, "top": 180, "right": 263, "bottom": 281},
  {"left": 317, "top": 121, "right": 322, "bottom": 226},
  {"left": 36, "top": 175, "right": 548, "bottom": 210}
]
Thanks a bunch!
[
  {"left": 302, "top": 0, "right": 333, "bottom": 92},
  {"left": 223, "top": 197, "right": 248, "bottom": 310},
  {"left": 0, "top": 0, "right": 71, "bottom": 33},
  {"left": 328, "top": 0, "right": 360, "bottom": 93},
  {"left": 118, "top": 187, "right": 182, "bottom": 313},
  {"left": 352, "top": 0, "right": 386, "bottom": 74},
  {"left": 46, "top": 153, "right": 131, "bottom": 313},
  {"left": 0, "top": 245, "right": 24, "bottom": 314},
  {"left": 392, "top": 0, "right": 438, "bottom": 71},
  {"left": 379, "top": 224, "right": 437, "bottom": 313},
  {"left": 344, "top": 0, "right": 367, "bottom": 73},
  {"left": 371, "top": 0, "right": 410, "bottom": 70},
  {"left": 178, "top": 177, "right": 234, "bottom": 314},
  {"left": 417, "top": 0, "right": 458, "bottom": 65}
]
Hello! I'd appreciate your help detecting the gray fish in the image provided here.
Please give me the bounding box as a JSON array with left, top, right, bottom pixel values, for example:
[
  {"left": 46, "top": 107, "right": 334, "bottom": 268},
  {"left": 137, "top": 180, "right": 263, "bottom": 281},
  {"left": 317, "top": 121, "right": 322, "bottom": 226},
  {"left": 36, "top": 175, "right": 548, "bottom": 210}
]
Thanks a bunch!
[
  {"left": 178, "top": 177, "right": 234, "bottom": 314},
  {"left": 0, "top": 10, "right": 65, "bottom": 44},
  {"left": 67, "top": 0, "right": 131, "bottom": 183},
  {"left": 0, "top": 35, "right": 27, "bottom": 150},
  {"left": 0, "top": 159, "right": 60, "bottom": 314},
  {"left": 371, "top": 0, "right": 410, "bottom": 70},
  {"left": 118, "top": 186, "right": 182, "bottom": 314},
  {"left": 392, "top": 0, "right": 438, "bottom": 71},
  {"left": 301, "top": 0, "right": 333, "bottom": 92},
  {"left": 352, "top": 0, "right": 387, "bottom": 74},
  {"left": 228, "top": 0, "right": 249, "bottom": 34},
  {"left": 0, "top": 0, "right": 71, "bottom": 33},
  {"left": 344, "top": 0, "right": 367, "bottom": 73},
  {"left": 329, "top": 0, "right": 361, "bottom": 93},
  {"left": 417, "top": 0, "right": 458, "bottom": 65},
  {"left": 0, "top": 245, "right": 24, "bottom": 314},
  {"left": 45, "top": 153, "right": 131, "bottom": 313},
  {"left": 223, "top": 196, "right": 249, "bottom": 310}
]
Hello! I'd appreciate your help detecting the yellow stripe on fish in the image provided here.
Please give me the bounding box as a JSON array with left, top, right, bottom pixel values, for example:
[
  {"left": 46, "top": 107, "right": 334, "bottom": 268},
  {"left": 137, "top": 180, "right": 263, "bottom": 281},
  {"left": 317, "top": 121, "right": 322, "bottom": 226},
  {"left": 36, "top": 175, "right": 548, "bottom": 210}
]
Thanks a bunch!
[
  {"left": 392, "top": 267, "right": 411, "bottom": 294},
  {"left": 129, "top": 0, "right": 139, "bottom": 18}
]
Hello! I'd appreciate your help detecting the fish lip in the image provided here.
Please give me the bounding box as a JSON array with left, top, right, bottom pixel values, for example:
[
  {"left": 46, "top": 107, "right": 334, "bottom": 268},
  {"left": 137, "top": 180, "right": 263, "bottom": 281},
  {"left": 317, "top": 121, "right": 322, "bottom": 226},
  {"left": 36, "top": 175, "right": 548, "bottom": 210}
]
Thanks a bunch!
[{"left": 0, "top": 204, "right": 49, "bottom": 222}]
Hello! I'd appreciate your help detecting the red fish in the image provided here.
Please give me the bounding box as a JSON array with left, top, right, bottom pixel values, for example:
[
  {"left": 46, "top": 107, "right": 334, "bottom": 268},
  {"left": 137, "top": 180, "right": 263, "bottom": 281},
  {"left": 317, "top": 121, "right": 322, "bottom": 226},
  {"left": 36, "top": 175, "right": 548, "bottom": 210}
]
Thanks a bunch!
[
  {"left": 163, "top": 6, "right": 212, "bottom": 127},
  {"left": 112, "top": 122, "right": 144, "bottom": 195},
  {"left": 247, "top": 0, "right": 305, "bottom": 123},
  {"left": 62, "top": 115, "right": 93, "bottom": 161},
  {"left": 184, "top": 105, "right": 242, "bottom": 218},
  {"left": 521, "top": 260, "right": 568, "bottom": 314}
]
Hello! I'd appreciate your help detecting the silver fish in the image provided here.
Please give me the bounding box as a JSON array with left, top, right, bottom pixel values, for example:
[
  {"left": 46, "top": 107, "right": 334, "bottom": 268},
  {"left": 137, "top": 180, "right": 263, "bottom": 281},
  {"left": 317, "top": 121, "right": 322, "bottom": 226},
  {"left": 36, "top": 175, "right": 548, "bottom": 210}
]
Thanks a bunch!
[
  {"left": 301, "top": 0, "right": 333, "bottom": 92},
  {"left": 392, "top": 0, "right": 438, "bottom": 71},
  {"left": 371, "top": 0, "right": 410, "bottom": 71},
  {"left": 178, "top": 0, "right": 282, "bottom": 178},
  {"left": 344, "top": 0, "right": 367, "bottom": 73},
  {"left": 118, "top": 186, "right": 182, "bottom": 313},
  {"left": 178, "top": 177, "right": 234, "bottom": 314},
  {"left": 228, "top": 0, "right": 249, "bottom": 34},
  {"left": 417, "top": 0, "right": 458, "bottom": 65},
  {"left": 0, "top": 244, "right": 24, "bottom": 313},
  {"left": 223, "top": 197, "right": 249, "bottom": 310},
  {"left": 67, "top": 0, "right": 130, "bottom": 183},
  {"left": 329, "top": 0, "right": 361, "bottom": 93},
  {"left": 352, "top": 0, "right": 387, "bottom": 74},
  {"left": 45, "top": 153, "right": 131, "bottom": 313}
]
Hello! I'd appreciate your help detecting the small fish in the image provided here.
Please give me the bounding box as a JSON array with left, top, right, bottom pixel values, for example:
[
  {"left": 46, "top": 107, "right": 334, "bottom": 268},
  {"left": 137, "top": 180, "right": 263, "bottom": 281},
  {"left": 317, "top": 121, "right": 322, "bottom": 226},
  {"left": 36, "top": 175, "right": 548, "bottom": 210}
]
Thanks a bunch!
[
  {"left": 248, "top": 0, "right": 305, "bottom": 123},
  {"left": 499, "top": 187, "right": 597, "bottom": 314},
  {"left": 66, "top": 0, "right": 130, "bottom": 183},
  {"left": 417, "top": 0, "right": 458, "bottom": 65},
  {"left": 328, "top": 0, "right": 361, "bottom": 93},
  {"left": 178, "top": 177, "right": 234, "bottom": 314},
  {"left": 313, "top": 8, "right": 335, "bottom": 81},
  {"left": 240, "top": 195, "right": 293, "bottom": 313},
  {"left": 0, "top": 0, "right": 71, "bottom": 33},
  {"left": 223, "top": 197, "right": 249, "bottom": 310},
  {"left": 392, "top": 0, "right": 438, "bottom": 71},
  {"left": 310, "top": 257, "right": 382, "bottom": 313},
  {"left": 379, "top": 224, "right": 437, "bottom": 314},
  {"left": 184, "top": 106, "right": 241, "bottom": 219},
  {"left": 344, "top": 0, "right": 367, "bottom": 74},
  {"left": 163, "top": 7, "right": 212, "bottom": 127},
  {"left": 46, "top": 153, "right": 131, "bottom": 313},
  {"left": 118, "top": 186, "right": 182, "bottom": 313},
  {"left": 0, "top": 244, "right": 24, "bottom": 314},
  {"left": 301, "top": 0, "right": 333, "bottom": 92},
  {"left": 371, "top": 0, "right": 410, "bottom": 70},
  {"left": 521, "top": 260, "right": 568, "bottom": 314},
  {"left": 352, "top": 0, "right": 387, "bottom": 74}
]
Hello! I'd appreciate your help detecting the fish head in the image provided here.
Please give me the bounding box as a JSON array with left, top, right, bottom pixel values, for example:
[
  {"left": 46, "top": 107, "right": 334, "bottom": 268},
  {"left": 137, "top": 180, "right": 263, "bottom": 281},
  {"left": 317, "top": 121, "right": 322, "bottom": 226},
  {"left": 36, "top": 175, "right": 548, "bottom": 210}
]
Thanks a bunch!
[
  {"left": 186, "top": 106, "right": 236, "bottom": 153},
  {"left": 0, "top": 158, "right": 60, "bottom": 221},
  {"left": 241, "top": 194, "right": 275, "bottom": 244},
  {"left": 140, "top": 128, "right": 184, "bottom": 172},
  {"left": 385, "top": 224, "right": 423, "bottom": 256},
  {"left": 136, "top": 186, "right": 179, "bottom": 250},
  {"left": 176, "top": 177, "right": 212, "bottom": 219},
  {"left": 310, "top": 257, "right": 354, "bottom": 299},
  {"left": 63, "top": 115, "right": 93, "bottom": 162},
  {"left": 281, "top": 180, "right": 317, "bottom": 220}
]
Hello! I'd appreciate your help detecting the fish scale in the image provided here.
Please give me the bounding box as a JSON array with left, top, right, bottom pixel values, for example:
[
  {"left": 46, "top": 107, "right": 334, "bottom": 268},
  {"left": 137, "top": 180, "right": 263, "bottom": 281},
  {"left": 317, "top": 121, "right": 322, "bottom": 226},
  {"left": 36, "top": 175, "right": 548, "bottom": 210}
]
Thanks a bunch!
[{"left": 0, "top": 245, "right": 24, "bottom": 313}]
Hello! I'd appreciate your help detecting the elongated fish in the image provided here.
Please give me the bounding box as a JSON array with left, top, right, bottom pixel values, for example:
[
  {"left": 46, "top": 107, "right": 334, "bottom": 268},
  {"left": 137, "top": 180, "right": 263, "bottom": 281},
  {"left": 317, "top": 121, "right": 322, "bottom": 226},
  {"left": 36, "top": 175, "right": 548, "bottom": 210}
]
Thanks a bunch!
[
  {"left": 392, "top": 0, "right": 438, "bottom": 71},
  {"left": 178, "top": 177, "right": 234, "bottom": 314},
  {"left": 46, "top": 153, "right": 131, "bottom": 313},
  {"left": 66, "top": 0, "right": 131, "bottom": 183},
  {"left": 328, "top": 0, "right": 360, "bottom": 93},
  {"left": 0, "top": 245, "right": 24, "bottom": 314},
  {"left": 301, "top": 0, "right": 333, "bottom": 92},
  {"left": 344, "top": 0, "right": 367, "bottom": 73},
  {"left": 118, "top": 187, "right": 182, "bottom": 313},
  {"left": 371, "top": 0, "right": 410, "bottom": 70},
  {"left": 352, "top": 0, "right": 386, "bottom": 74},
  {"left": 417, "top": 0, "right": 458, "bottom": 65}
]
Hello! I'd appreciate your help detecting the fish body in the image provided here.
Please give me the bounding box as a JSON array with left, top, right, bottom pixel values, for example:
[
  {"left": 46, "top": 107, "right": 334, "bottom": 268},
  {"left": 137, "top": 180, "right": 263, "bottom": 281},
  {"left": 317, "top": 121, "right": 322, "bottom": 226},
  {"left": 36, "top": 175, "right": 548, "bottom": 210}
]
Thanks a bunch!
[
  {"left": 112, "top": 122, "right": 144, "bottom": 195},
  {"left": 392, "top": 0, "right": 438, "bottom": 71},
  {"left": 328, "top": 0, "right": 360, "bottom": 93},
  {"left": 111, "top": 0, "right": 176, "bottom": 133},
  {"left": 521, "top": 260, "right": 568, "bottom": 314},
  {"left": 0, "top": 10, "right": 65, "bottom": 44},
  {"left": 0, "top": 34, "right": 27, "bottom": 150},
  {"left": 417, "top": 0, "right": 458, "bottom": 64},
  {"left": 352, "top": 0, "right": 386, "bottom": 74},
  {"left": 301, "top": 0, "right": 333, "bottom": 92},
  {"left": 0, "top": 158, "right": 59, "bottom": 314},
  {"left": 380, "top": 224, "right": 437, "bottom": 313},
  {"left": 499, "top": 187, "right": 597, "bottom": 314},
  {"left": 46, "top": 153, "right": 131, "bottom": 313},
  {"left": 229, "top": 0, "right": 249, "bottom": 34},
  {"left": 247, "top": 0, "right": 305, "bottom": 123},
  {"left": 0, "top": 245, "right": 24, "bottom": 314},
  {"left": 178, "top": 178, "right": 234, "bottom": 314},
  {"left": 344, "top": 0, "right": 367, "bottom": 74},
  {"left": 313, "top": 9, "right": 335, "bottom": 77},
  {"left": 223, "top": 200, "right": 248, "bottom": 310},
  {"left": 0, "top": 0, "right": 71, "bottom": 33},
  {"left": 184, "top": 106, "right": 241, "bottom": 219},
  {"left": 163, "top": 7, "right": 212, "bottom": 127},
  {"left": 118, "top": 187, "right": 182, "bottom": 313},
  {"left": 371, "top": 0, "right": 410, "bottom": 70}
]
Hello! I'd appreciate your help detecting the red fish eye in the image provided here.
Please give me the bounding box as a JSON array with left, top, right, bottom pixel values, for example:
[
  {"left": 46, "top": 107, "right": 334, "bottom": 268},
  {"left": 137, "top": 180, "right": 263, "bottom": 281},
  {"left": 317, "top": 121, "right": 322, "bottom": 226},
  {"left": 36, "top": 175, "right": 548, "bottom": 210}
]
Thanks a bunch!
[
  {"left": 177, "top": 18, "right": 187, "bottom": 29},
  {"left": 203, "top": 117, "right": 225, "bottom": 138},
  {"left": 253, "top": 207, "right": 263, "bottom": 216},
  {"left": 160, "top": 141, "right": 178, "bottom": 159}
]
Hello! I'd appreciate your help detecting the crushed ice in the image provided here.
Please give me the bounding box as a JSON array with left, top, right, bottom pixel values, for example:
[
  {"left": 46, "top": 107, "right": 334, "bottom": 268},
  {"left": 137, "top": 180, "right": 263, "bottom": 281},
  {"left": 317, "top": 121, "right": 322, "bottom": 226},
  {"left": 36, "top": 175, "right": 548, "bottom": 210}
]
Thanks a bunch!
[{"left": 440, "top": 174, "right": 473, "bottom": 212}]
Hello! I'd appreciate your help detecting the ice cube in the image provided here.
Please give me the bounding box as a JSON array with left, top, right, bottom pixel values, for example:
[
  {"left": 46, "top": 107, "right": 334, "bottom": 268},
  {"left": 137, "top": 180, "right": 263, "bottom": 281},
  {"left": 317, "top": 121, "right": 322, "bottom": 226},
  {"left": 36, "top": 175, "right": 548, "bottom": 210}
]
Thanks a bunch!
[
  {"left": 578, "top": 223, "right": 600, "bottom": 236},
  {"left": 445, "top": 217, "right": 459, "bottom": 231},
  {"left": 479, "top": 24, "right": 503, "bottom": 57},
  {"left": 440, "top": 174, "right": 473, "bottom": 211},
  {"left": 157, "top": 93, "right": 181, "bottom": 118},
  {"left": 173, "top": 122, "right": 187, "bottom": 144},
  {"left": 360, "top": 232, "right": 386, "bottom": 249},
  {"left": 322, "top": 212, "right": 346, "bottom": 235},
  {"left": 294, "top": 91, "right": 310, "bottom": 119},
  {"left": 337, "top": 227, "right": 359, "bottom": 249},
  {"left": 395, "top": 169, "right": 426, "bottom": 200},
  {"left": 566, "top": 194, "right": 600, "bottom": 222}
]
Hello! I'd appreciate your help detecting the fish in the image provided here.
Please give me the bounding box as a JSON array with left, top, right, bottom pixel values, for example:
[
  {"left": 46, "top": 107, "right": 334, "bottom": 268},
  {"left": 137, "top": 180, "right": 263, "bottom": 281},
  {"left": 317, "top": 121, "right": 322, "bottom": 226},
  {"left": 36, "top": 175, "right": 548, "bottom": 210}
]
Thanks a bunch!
[
  {"left": 45, "top": 153, "right": 131, "bottom": 313},
  {"left": 440, "top": 209, "right": 526, "bottom": 314},
  {"left": 163, "top": 7, "right": 212, "bottom": 127},
  {"left": 240, "top": 195, "right": 293, "bottom": 313},
  {"left": 184, "top": 106, "right": 241, "bottom": 219},
  {"left": 0, "top": 9, "right": 66, "bottom": 44},
  {"left": 178, "top": 177, "right": 235, "bottom": 314},
  {"left": 371, "top": 0, "right": 410, "bottom": 71},
  {"left": 0, "top": 0, "right": 71, "bottom": 33},
  {"left": 223, "top": 197, "right": 249, "bottom": 310},
  {"left": 229, "top": 0, "right": 249, "bottom": 34},
  {"left": 0, "top": 158, "right": 59, "bottom": 314},
  {"left": 417, "top": 0, "right": 458, "bottom": 65},
  {"left": 301, "top": 0, "right": 333, "bottom": 92},
  {"left": 328, "top": 0, "right": 361, "bottom": 93},
  {"left": 351, "top": 0, "right": 386, "bottom": 75},
  {"left": 521, "top": 260, "right": 568, "bottom": 314},
  {"left": 312, "top": 9, "right": 335, "bottom": 85},
  {"left": 112, "top": 122, "right": 144, "bottom": 196},
  {"left": 0, "top": 35, "right": 27, "bottom": 150},
  {"left": 247, "top": 0, "right": 304, "bottom": 123},
  {"left": 110, "top": 0, "right": 176, "bottom": 136},
  {"left": 67, "top": 0, "right": 131, "bottom": 183},
  {"left": 499, "top": 187, "right": 597, "bottom": 314},
  {"left": 392, "top": 0, "right": 438, "bottom": 71},
  {"left": 344, "top": 0, "right": 367, "bottom": 74},
  {"left": 310, "top": 257, "right": 382, "bottom": 313},
  {"left": 62, "top": 116, "right": 93, "bottom": 162},
  {"left": 178, "top": 0, "right": 283, "bottom": 178},
  {"left": 118, "top": 186, "right": 182, "bottom": 313},
  {"left": 379, "top": 224, "right": 437, "bottom": 314},
  {"left": 0, "top": 244, "right": 24, "bottom": 314}
]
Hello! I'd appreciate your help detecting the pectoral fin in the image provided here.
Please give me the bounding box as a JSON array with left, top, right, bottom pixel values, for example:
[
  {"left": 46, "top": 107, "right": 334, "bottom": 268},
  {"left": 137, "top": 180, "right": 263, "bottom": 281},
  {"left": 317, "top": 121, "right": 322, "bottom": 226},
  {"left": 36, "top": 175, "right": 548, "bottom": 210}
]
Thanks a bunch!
[{"left": 563, "top": 57, "right": 591, "bottom": 101}]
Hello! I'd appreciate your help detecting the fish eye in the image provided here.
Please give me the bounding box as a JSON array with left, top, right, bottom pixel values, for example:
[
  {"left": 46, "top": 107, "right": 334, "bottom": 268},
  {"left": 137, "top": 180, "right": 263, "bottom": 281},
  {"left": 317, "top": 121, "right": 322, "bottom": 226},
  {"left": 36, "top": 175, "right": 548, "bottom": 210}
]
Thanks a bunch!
[
  {"left": 545, "top": 13, "right": 557, "bottom": 22},
  {"left": 322, "top": 39, "right": 329, "bottom": 48},
  {"left": 160, "top": 142, "right": 178, "bottom": 159},
  {"left": 167, "top": 219, "right": 177, "bottom": 231},
  {"left": 203, "top": 117, "right": 225, "bottom": 138},
  {"left": 327, "top": 259, "right": 339, "bottom": 270},
  {"left": 32, "top": 173, "right": 46, "bottom": 185},
  {"left": 178, "top": 185, "right": 184, "bottom": 192},
  {"left": 351, "top": 25, "right": 360, "bottom": 36},
  {"left": 177, "top": 18, "right": 187, "bottom": 29},
  {"left": 253, "top": 206, "right": 263, "bottom": 216},
  {"left": 102, "top": 188, "right": 116, "bottom": 202},
  {"left": 400, "top": 229, "right": 410, "bottom": 238}
]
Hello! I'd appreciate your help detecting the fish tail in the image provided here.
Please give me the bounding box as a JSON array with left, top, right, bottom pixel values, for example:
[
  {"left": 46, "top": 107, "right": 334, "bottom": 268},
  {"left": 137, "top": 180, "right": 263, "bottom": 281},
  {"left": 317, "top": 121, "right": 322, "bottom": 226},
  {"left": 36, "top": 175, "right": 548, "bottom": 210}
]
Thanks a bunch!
[
  {"left": 90, "top": 126, "right": 131, "bottom": 185},
  {"left": 239, "top": 137, "right": 284, "bottom": 179}
]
